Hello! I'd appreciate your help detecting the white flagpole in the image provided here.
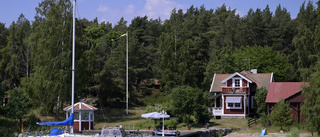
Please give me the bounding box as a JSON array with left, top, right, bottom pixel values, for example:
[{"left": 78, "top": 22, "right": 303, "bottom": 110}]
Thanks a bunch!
[
  {"left": 71, "top": 0, "right": 76, "bottom": 134},
  {"left": 126, "top": 31, "right": 128, "bottom": 115}
]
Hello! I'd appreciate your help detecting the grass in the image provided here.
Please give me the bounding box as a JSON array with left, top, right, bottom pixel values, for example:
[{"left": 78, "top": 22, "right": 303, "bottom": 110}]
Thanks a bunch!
[
  {"left": 9, "top": 106, "right": 312, "bottom": 135},
  {"left": 94, "top": 108, "right": 146, "bottom": 130}
]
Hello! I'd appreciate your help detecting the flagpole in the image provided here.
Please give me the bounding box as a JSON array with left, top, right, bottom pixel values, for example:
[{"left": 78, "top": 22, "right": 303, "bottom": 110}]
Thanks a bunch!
[
  {"left": 71, "top": 0, "right": 76, "bottom": 134},
  {"left": 126, "top": 31, "right": 128, "bottom": 115}
]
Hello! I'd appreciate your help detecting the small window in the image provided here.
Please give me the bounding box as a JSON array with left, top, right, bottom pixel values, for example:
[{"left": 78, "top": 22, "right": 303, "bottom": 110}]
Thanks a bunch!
[
  {"left": 233, "top": 78, "right": 242, "bottom": 87},
  {"left": 82, "top": 112, "right": 89, "bottom": 120},
  {"left": 235, "top": 79, "right": 240, "bottom": 87},
  {"left": 226, "top": 103, "right": 242, "bottom": 109},
  {"left": 74, "top": 112, "right": 79, "bottom": 120}
]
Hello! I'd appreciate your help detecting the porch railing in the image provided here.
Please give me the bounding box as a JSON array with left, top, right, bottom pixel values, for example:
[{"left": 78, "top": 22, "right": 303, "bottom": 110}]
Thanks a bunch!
[
  {"left": 222, "top": 87, "right": 249, "bottom": 94},
  {"left": 209, "top": 107, "right": 222, "bottom": 116}
]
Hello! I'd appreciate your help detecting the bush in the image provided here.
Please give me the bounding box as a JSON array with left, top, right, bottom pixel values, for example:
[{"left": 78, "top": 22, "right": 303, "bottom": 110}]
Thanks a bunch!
[
  {"left": 260, "top": 114, "right": 270, "bottom": 126},
  {"left": 135, "top": 119, "right": 158, "bottom": 129},
  {"left": 24, "top": 114, "right": 40, "bottom": 131},
  {"left": 193, "top": 105, "right": 211, "bottom": 123},
  {"left": 286, "top": 126, "right": 299, "bottom": 137},
  {"left": 164, "top": 119, "right": 179, "bottom": 128},
  {"left": 0, "top": 117, "right": 16, "bottom": 136}
]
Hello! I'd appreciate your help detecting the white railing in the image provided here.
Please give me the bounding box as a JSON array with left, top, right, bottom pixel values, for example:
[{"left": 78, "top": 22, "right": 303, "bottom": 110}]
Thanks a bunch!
[{"left": 209, "top": 107, "right": 222, "bottom": 116}]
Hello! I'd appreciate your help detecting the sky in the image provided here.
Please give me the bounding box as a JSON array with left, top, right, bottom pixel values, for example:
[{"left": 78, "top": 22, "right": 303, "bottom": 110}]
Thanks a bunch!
[{"left": 0, "top": 0, "right": 318, "bottom": 28}]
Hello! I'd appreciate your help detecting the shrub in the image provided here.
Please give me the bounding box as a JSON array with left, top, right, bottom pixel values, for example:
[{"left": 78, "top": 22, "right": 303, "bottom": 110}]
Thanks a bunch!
[
  {"left": 164, "top": 119, "right": 179, "bottom": 128},
  {"left": 286, "top": 126, "right": 299, "bottom": 137},
  {"left": 135, "top": 119, "right": 157, "bottom": 129},
  {"left": 24, "top": 114, "right": 39, "bottom": 131},
  {"left": 260, "top": 114, "right": 270, "bottom": 126}
]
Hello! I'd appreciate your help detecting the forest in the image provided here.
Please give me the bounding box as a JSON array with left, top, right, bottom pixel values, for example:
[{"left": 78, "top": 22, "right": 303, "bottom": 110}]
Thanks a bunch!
[{"left": 1, "top": 0, "right": 320, "bottom": 134}]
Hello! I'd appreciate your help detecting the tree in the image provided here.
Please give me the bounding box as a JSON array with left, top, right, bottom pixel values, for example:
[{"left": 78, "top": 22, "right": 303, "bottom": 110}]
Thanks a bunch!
[
  {"left": 292, "top": 1, "right": 317, "bottom": 81},
  {"left": 22, "top": 0, "right": 75, "bottom": 114},
  {"left": 233, "top": 46, "right": 293, "bottom": 81},
  {"left": 269, "top": 99, "right": 292, "bottom": 131},
  {"left": 4, "top": 14, "right": 31, "bottom": 89},
  {"left": 5, "top": 89, "right": 32, "bottom": 132},
  {"left": 254, "top": 87, "right": 268, "bottom": 115},
  {"left": 301, "top": 61, "right": 320, "bottom": 135},
  {"left": 170, "top": 86, "right": 203, "bottom": 125}
]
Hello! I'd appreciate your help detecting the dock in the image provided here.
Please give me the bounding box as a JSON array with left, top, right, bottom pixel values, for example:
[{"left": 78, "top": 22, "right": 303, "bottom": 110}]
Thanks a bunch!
[{"left": 82, "top": 128, "right": 233, "bottom": 137}]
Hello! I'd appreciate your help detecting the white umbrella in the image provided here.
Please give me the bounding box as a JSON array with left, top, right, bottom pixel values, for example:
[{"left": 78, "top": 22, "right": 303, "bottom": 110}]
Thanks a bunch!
[{"left": 141, "top": 112, "right": 170, "bottom": 136}]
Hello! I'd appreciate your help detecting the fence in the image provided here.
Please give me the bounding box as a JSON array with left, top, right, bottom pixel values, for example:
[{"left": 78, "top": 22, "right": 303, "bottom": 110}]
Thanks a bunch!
[{"left": 248, "top": 116, "right": 260, "bottom": 127}]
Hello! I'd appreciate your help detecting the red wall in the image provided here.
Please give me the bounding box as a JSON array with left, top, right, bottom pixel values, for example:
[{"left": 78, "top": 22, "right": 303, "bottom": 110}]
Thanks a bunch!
[
  {"left": 224, "top": 96, "right": 244, "bottom": 114},
  {"left": 242, "top": 79, "right": 248, "bottom": 87},
  {"left": 227, "top": 79, "right": 232, "bottom": 87},
  {"left": 286, "top": 92, "right": 305, "bottom": 102},
  {"left": 74, "top": 121, "right": 94, "bottom": 131},
  {"left": 268, "top": 102, "right": 305, "bottom": 122}
]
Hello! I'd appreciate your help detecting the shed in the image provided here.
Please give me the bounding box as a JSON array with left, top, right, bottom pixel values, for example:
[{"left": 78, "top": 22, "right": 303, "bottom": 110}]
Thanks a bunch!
[
  {"left": 63, "top": 102, "right": 98, "bottom": 131},
  {"left": 265, "top": 82, "right": 309, "bottom": 123}
]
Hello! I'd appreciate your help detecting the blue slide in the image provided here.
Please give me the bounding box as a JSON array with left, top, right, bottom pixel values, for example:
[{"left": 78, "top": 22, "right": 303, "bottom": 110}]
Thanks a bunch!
[{"left": 260, "top": 129, "right": 266, "bottom": 136}]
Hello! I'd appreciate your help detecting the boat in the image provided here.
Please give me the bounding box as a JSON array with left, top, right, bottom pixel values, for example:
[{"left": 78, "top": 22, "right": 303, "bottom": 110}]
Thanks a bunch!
[
  {"left": 153, "top": 129, "right": 180, "bottom": 136},
  {"left": 99, "top": 126, "right": 126, "bottom": 137}
]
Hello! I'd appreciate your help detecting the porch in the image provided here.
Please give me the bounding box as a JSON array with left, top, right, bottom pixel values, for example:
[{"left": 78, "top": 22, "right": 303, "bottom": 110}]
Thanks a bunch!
[{"left": 209, "top": 107, "right": 222, "bottom": 116}]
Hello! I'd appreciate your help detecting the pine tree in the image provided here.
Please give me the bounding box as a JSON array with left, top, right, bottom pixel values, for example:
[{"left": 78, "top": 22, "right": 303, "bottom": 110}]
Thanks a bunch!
[{"left": 269, "top": 99, "right": 292, "bottom": 131}]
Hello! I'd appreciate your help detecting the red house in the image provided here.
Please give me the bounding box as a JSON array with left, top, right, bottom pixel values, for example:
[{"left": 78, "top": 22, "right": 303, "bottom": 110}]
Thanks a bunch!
[
  {"left": 265, "top": 82, "right": 309, "bottom": 123},
  {"left": 208, "top": 69, "right": 274, "bottom": 118}
]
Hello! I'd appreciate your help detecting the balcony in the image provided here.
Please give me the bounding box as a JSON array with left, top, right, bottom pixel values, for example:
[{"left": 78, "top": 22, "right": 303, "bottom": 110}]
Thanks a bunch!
[{"left": 222, "top": 87, "right": 249, "bottom": 94}]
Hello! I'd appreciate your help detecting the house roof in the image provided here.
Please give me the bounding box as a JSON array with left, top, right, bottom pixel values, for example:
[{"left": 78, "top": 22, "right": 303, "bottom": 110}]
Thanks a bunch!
[
  {"left": 240, "top": 71, "right": 274, "bottom": 89},
  {"left": 209, "top": 71, "right": 273, "bottom": 92},
  {"left": 265, "top": 82, "right": 309, "bottom": 103},
  {"left": 221, "top": 72, "right": 252, "bottom": 84},
  {"left": 63, "top": 102, "right": 98, "bottom": 111}
]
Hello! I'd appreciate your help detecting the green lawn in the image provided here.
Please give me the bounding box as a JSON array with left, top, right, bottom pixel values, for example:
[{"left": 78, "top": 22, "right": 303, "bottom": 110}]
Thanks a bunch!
[
  {"left": 93, "top": 108, "right": 311, "bottom": 135},
  {"left": 8, "top": 107, "right": 311, "bottom": 135}
]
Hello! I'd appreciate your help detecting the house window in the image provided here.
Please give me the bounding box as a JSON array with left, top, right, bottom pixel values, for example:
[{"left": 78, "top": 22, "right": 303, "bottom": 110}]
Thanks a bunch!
[
  {"left": 225, "top": 97, "right": 242, "bottom": 109},
  {"left": 251, "top": 96, "right": 256, "bottom": 108},
  {"left": 232, "top": 78, "right": 242, "bottom": 87},
  {"left": 81, "top": 112, "right": 89, "bottom": 120},
  {"left": 226, "top": 103, "right": 242, "bottom": 109},
  {"left": 74, "top": 112, "right": 79, "bottom": 120}
]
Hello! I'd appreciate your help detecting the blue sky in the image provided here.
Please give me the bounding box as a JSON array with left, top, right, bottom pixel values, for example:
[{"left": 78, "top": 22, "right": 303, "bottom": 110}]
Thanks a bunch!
[{"left": 0, "top": 0, "right": 317, "bottom": 28}]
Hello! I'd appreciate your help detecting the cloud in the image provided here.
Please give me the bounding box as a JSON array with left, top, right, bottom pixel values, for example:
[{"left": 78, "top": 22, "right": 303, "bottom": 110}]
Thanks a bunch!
[
  {"left": 144, "top": 0, "right": 183, "bottom": 20},
  {"left": 125, "top": 4, "right": 135, "bottom": 15},
  {"left": 97, "top": 4, "right": 110, "bottom": 13},
  {"left": 235, "top": 9, "right": 245, "bottom": 17}
]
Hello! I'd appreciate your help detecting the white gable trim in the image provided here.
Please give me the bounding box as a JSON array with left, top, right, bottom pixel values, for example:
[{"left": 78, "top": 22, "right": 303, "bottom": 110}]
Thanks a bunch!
[
  {"left": 209, "top": 74, "right": 216, "bottom": 92},
  {"left": 270, "top": 72, "right": 274, "bottom": 83},
  {"left": 221, "top": 72, "right": 252, "bottom": 84}
]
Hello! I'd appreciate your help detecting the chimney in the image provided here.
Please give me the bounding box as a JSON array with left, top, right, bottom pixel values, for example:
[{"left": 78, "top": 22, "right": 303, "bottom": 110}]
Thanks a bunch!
[{"left": 250, "top": 69, "right": 257, "bottom": 74}]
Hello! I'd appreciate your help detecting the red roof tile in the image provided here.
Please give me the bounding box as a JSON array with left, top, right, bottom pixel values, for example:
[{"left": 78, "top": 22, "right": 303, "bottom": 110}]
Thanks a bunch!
[
  {"left": 265, "top": 82, "right": 309, "bottom": 103},
  {"left": 63, "top": 102, "right": 98, "bottom": 111}
]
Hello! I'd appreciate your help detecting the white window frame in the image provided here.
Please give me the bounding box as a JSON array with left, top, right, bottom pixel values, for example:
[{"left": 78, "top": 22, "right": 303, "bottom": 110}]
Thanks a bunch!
[
  {"left": 232, "top": 78, "right": 242, "bottom": 87},
  {"left": 226, "top": 102, "right": 242, "bottom": 109}
]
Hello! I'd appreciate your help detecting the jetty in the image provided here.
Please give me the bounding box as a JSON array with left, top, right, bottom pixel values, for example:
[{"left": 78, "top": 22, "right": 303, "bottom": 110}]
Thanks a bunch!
[{"left": 82, "top": 128, "right": 233, "bottom": 137}]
